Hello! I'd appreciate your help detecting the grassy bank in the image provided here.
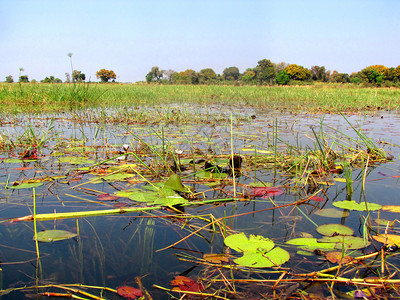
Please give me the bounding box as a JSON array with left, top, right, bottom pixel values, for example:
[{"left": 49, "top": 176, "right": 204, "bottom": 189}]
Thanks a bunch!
[{"left": 1, "top": 82, "right": 400, "bottom": 113}]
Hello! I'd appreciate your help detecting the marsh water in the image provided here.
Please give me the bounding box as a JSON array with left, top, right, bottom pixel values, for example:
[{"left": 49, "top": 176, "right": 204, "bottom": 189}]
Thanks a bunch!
[{"left": 1, "top": 105, "right": 400, "bottom": 299}]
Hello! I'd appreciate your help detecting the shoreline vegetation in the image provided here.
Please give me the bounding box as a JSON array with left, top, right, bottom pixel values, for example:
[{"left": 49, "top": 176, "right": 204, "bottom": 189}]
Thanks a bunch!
[{"left": 1, "top": 82, "right": 400, "bottom": 114}]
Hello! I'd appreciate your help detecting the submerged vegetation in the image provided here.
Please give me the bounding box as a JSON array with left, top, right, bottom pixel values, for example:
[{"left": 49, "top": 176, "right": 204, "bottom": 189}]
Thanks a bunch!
[
  {"left": 1, "top": 105, "right": 400, "bottom": 299},
  {"left": 1, "top": 82, "right": 400, "bottom": 114}
]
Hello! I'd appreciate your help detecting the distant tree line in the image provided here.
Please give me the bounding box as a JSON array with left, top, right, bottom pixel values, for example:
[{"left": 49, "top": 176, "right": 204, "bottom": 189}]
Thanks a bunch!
[
  {"left": 145, "top": 59, "right": 400, "bottom": 87},
  {"left": 3, "top": 69, "right": 117, "bottom": 84}
]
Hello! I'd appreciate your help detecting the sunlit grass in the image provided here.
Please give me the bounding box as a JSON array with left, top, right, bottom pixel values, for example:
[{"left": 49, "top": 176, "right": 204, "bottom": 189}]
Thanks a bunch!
[{"left": 1, "top": 82, "right": 400, "bottom": 114}]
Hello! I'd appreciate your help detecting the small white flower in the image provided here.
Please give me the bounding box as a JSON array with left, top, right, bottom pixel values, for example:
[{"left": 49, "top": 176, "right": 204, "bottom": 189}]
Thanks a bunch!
[
  {"left": 122, "top": 144, "right": 130, "bottom": 152},
  {"left": 175, "top": 149, "right": 183, "bottom": 155}
]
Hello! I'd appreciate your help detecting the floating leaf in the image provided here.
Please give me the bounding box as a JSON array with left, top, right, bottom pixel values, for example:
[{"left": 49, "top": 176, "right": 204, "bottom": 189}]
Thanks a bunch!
[
  {"left": 314, "top": 208, "right": 350, "bottom": 218},
  {"left": 9, "top": 182, "right": 43, "bottom": 189},
  {"left": 163, "top": 174, "right": 188, "bottom": 193},
  {"left": 58, "top": 156, "right": 95, "bottom": 165},
  {"left": 333, "top": 200, "right": 382, "bottom": 211},
  {"left": 310, "top": 196, "right": 325, "bottom": 202},
  {"left": 116, "top": 286, "right": 143, "bottom": 299},
  {"left": 333, "top": 178, "right": 349, "bottom": 183},
  {"left": 97, "top": 194, "right": 120, "bottom": 201},
  {"left": 252, "top": 187, "right": 284, "bottom": 197},
  {"left": 203, "top": 253, "right": 229, "bottom": 264},
  {"left": 233, "top": 246, "right": 290, "bottom": 268},
  {"left": 325, "top": 251, "right": 353, "bottom": 264},
  {"left": 286, "top": 237, "right": 335, "bottom": 250},
  {"left": 382, "top": 205, "right": 400, "bottom": 213},
  {"left": 247, "top": 181, "right": 273, "bottom": 187},
  {"left": 3, "top": 158, "right": 24, "bottom": 163},
  {"left": 372, "top": 234, "right": 400, "bottom": 246},
  {"left": 316, "top": 224, "right": 354, "bottom": 236},
  {"left": 225, "top": 233, "right": 274, "bottom": 253},
  {"left": 170, "top": 276, "right": 204, "bottom": 292},
  {"left": 35, "top": 230, "right": 77, "bottom": 242},
  {"left": 128, "top": 190, "right": 159, "bottom": 203},
  {"left": 195, "top": 171, "right": 228, "bottom": 179},
  {"left": 318, "top": 236, "right": 370, "bottom": 250},
  {"left": 225, "top": 233, "right": 290, "bottom": 267}
]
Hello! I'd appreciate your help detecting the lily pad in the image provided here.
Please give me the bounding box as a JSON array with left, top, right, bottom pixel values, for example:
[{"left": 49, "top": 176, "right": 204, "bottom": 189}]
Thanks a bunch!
[
  {"left": 164, "top": 174, "right": 188, "bottom": 193},
  {"left": 382, "top": 205, "right": 400, "bottom": 213},
  {"left": 333, "top": 200, "right": 382, "bottom": 211},
  {"left": 372, "top": 234, "right": 400, "bottom": 246},
  {"left": 225, "top": 233, "right": 290, "bottom": 268},
  {"left": 318, "top": 236, "right": 370, "bottom": 250},
  {"left": 9, "top": 182, "right": 44, "bottom": 189},
  {"left": 314, "top": 208, "right": 350, "bottom": 218},
  {"left": 58, "top": 156, "right": 95, "bottom": 165},
  {"left": 316, "top": 224, "right": 354, "bottom": 236},
  {"left": 233, "top": 247, "right": 290, "bottom": 268},
  {"left": 286, "top": 237, "right": 335, "bottom": 250},
  {"left": 3, "top": 158, "right": 24, "bottom": 163},
  {"left": 34, "top": 230, "right": 77, "bottom": 242},
  {"left": 225, "top": 233, "right": 274, "bottom": 253}
]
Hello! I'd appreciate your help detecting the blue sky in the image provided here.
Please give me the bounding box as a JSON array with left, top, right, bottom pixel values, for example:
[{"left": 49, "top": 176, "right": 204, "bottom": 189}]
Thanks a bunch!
[{"left": 1, "top": 0, "right": 399, "bottom": 82}]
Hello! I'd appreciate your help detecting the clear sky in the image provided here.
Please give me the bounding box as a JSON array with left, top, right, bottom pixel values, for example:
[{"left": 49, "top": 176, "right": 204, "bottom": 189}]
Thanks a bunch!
[{"left": 1, "top": 0, "right": 399, "bottom": 83}]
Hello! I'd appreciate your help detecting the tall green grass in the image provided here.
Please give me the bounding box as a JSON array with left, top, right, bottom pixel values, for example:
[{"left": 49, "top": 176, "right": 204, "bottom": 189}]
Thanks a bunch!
[{"left": 1, "top": 82, "right": 400, "bottom": 113}]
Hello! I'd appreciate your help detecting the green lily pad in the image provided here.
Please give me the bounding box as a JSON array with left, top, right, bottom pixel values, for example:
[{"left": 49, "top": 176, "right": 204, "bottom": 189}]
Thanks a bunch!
[
  {"left": 333, "top": 200, "right": 382, "bottom": 211},
  {"left": 233, "top": 247, "right": 290, "bottom": 268},
  {"left": 225, "top": 233, "right": 275, "bottom": 253},
  {"left": 58, "top": 156, "right": 95, "bottom": 165},
  {"left": 314, "top": 208, "right": 350, "bottom": 218},
  {"left": 316, "top": 224, "right": 354, "bottom": 236},
  {"left": 34, "top": 230, "right": 77, "bottom": 242},
  {"left": 286, "top": 238, "right": 335, "bottom": 250},
  {"left": 3, "top": 158, "right": 24, "bottom": 163},
  {"left": 128, "top": 190, "right": 159, "bottom": 203},
  {"left": 318, "top": 236, "right": 371, "bottom": 250},
  {"left": 9, "top": 182, "right": 44, "bottom": 189},
  {"left": 225, "top": 233, "right": 289, "bottom": 268},
  {"left": 163, "top": 174, "right": 188, "bottom": 193}
]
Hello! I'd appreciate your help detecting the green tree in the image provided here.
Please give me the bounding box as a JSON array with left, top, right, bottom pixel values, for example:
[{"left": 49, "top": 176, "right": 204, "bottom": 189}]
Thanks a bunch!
[
  {"left": 284, "top": 64, "right": 311, "bottom": 81},
  {"left": 393, "top": 65, "right": 400, "bottom": 81},
  {"left": 275, "top": 70, "right": 290, "bottom": 85},
  {"left": 96, "top": 69, "right": 117, "bottom": 82},
  {"left": 177, "top": 69, "right": 199, "bottom": 84},
  {"left": 241, "top": 70, "right": 256, "bottom": 84},
  {"left": 310, "top": 66, "right": 327, "bottom": 81},
  {"left": 359, "top": 65, "right": 389, "bottom": 85},
  {"left": 19, "top": 75, "right": 29, "bottom": 83},
  {"left": 331, "top": 73, "right": 350, "bottom": 83},
  {"left": 255, "top": 59, "right": 276, "bottom": 84},
  {"left": 72, "top": 70, "right": 85, "bottom": 82},
  {"left": 199, "top": 68, "right": 217, "bottom": 83},
  {"left": 222, "top": 66, "right": 240, "bottom": 81},
  {"left": 146, "top": 66, "right": 164, "bottom": 83},
  {"left": 5, "top": 75, "right": 13, "bottom": 83}
]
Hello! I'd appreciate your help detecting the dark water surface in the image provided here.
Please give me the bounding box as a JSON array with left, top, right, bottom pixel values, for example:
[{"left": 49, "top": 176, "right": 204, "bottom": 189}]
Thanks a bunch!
[{"left": 1, "top": 107, "right": 400, "bottom": 299}]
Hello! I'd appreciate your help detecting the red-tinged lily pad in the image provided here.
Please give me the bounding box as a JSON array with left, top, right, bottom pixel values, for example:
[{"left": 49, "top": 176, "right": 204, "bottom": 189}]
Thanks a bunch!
[
  {"left": 310, "top": 196, "right": 325, "bottom": 202},
  {"left": 97, "top": 194, "right": 120, "bottom": 201},
  {"left": 325, "top": 251, "right": 353, "bottom": 264},
  {"left": 203, "top": 253, "right": 229, "bottom": 264},
  {"left": 116, "top": 286, "right": 143, "bottom": 299},
  {"left": 252, "top": 187, "right": 283, "bottom": 197},
  {"left": 170, "top": 276, "right": 204, "bottom": 293}
]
